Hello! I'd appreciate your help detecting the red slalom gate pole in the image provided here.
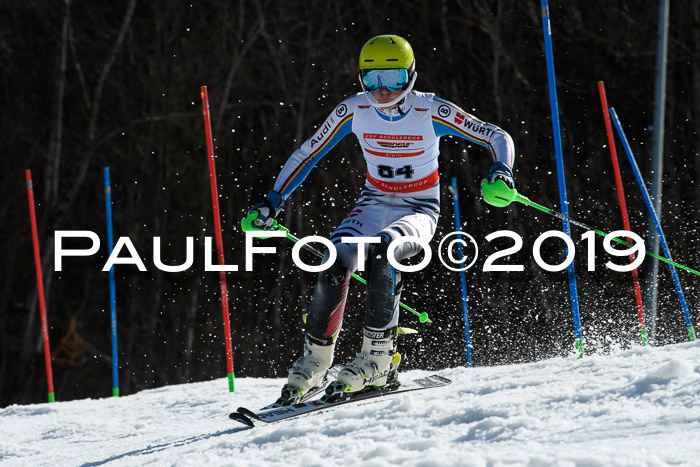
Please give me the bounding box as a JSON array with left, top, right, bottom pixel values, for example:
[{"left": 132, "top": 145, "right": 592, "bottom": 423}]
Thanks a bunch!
[
  {"left": 25, "top": 170, "right": 56, "bottom": 402},
  {"left": 597, "top": 81, "right": 649, "bottom": 346},
  {"left": 200, "top": 86, "right": 235, "bottom": 391}
]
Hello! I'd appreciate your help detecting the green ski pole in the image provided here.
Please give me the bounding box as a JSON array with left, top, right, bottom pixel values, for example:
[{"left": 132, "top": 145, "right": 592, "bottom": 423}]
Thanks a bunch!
[
  {"left": 481, "top": 179, "right": 700, "bottom": 277},
  {"left": 241, "top": 212, "right": 431, "bottom": 324}
]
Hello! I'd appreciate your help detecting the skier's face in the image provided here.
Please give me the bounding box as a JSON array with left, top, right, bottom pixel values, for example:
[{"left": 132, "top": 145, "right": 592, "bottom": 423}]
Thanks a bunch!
[{"left": 371, "top": 87, "right": 403, "bottom": 107}]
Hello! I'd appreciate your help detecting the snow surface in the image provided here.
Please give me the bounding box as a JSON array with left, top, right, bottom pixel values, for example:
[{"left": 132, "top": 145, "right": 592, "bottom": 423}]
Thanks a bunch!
[{"left": 2, "top": 341, "right": 700, "bottom": 467}]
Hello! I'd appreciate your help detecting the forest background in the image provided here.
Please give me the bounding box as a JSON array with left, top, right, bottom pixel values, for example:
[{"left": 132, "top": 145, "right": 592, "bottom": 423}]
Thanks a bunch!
[{"left": 1, "top": 0, "right": 699, "bottom": 406}]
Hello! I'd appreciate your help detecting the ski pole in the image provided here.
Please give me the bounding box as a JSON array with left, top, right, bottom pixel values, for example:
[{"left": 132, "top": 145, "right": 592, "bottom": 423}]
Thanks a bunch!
[
  {"left": 201, "top": 86, "right": 235, "bottom": 392},
  {"left": 241, "top": 212, "right": 431, "bottom": 324},
  {"left": 609, "top": 107, "right": 695, "bottom": 342},
  {"left": 597, "top": 82, "right": 648, "bottom": 346},
  {"left": 448, "top": 178, "right": 472, "bottom": 367},
  {"left": 481, "top": 180, "right": 700, "bottom": 278},
  {"left": 25, "top": 170, "right": 56, "bottom": 403},
  {"left": 104, "top": 167, "right": 120, "bottom": 396},
  {"left": 540, "top": 0, "right": 584, "bottom": 359}
]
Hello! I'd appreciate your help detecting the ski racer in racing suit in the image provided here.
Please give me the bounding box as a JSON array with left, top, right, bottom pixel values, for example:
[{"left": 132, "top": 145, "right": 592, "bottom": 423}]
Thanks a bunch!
[{"left": 248, "top": 34, "right": 515, "bottom": 402}]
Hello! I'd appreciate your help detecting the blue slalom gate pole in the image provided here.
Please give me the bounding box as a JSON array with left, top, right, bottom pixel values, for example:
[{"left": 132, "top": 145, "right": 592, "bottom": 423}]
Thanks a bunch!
[
  {"left": 104, "top": 167, "right": 120, "bottom": 396},
  {"left": 540, "top": 0, "right": 584, "bottom": 357},
  {"left": 449, "top": 178, "right": 472, "bottom": 367},
  {"left": 609, "top": 109, "right": 696, "bottom": 342}
]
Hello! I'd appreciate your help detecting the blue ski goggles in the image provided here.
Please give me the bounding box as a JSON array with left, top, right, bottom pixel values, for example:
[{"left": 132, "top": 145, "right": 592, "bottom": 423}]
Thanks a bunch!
[{"left": 361, "top": 68, "right": 409, "bottom": 92}]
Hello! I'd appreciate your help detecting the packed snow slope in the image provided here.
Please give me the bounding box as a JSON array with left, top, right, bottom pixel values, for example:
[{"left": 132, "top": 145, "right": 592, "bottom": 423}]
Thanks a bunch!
[{"left": 2, "top": 341, "right": 700, "bottom": 467}]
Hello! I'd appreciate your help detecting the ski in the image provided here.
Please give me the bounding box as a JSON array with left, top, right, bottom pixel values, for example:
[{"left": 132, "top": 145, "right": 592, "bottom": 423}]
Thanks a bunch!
[{"left": 229, "top": 374, "right": 451, "bottom": 427}]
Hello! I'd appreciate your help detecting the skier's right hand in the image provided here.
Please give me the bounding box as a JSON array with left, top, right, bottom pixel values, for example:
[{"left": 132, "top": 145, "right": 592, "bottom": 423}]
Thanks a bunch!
[{"left": 248, "top": 190, "right": 284, "bottom": 229}]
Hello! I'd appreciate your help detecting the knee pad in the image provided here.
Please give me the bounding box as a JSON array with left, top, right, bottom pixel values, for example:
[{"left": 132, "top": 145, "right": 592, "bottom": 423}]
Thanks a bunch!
[{"left": 366, "top": 237, "right": 403, "bottom": 330}]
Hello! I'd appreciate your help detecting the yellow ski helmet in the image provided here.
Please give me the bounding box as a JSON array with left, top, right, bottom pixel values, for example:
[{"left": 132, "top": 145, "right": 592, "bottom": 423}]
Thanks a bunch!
[
  {"left": 358, "top": 35, "right": 417, "bottom": 108},
  {"left": 359, "top": 34, "right": 415, "bottom": 72}
]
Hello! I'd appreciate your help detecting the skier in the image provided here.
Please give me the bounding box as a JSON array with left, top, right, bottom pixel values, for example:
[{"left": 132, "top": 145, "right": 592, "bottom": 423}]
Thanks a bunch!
[{"left": 248, "top": 34, "right": 515, "bottom": 401}]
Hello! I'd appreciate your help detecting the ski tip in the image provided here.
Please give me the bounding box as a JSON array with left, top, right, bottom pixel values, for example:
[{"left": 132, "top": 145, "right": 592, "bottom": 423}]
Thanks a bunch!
[
  {"left": 229, "top": 412, "right": 255, "bottom": 428},
  {"left": 237, "top": 406, "right": 261, "bottom": 421}
]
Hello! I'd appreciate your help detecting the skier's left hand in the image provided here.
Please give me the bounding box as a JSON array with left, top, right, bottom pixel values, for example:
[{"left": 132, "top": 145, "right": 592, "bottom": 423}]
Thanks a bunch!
[
  {"left": 485, "top": 161, "right": 515, "bottom": 189},
  {"left": 480, "top": 162, "right": 517, "bottom": 208}
]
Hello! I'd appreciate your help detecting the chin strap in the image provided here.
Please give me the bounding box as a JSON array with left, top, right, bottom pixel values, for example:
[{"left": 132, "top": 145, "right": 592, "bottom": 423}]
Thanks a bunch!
[{"left": 360, "top": 72, "right": 418, "bottom": 109}]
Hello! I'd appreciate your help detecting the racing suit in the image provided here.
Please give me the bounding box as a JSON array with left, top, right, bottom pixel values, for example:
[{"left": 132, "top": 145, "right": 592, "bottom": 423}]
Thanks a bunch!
[{"left": 271, "top": 90, "right": 514, "bottom": 342}]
